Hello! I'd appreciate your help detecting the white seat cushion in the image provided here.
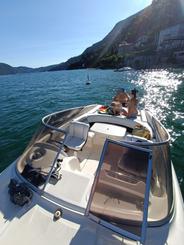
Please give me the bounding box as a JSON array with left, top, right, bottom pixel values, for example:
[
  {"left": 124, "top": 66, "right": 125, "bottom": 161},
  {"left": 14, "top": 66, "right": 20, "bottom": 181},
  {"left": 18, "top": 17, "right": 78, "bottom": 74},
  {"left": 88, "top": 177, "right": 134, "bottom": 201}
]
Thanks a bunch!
[
  {"left": 64, "top": 136, "right": 86, "bottom": 151},
  {"left": 64, "top": 121, "right": 89, "bottom": 151}
]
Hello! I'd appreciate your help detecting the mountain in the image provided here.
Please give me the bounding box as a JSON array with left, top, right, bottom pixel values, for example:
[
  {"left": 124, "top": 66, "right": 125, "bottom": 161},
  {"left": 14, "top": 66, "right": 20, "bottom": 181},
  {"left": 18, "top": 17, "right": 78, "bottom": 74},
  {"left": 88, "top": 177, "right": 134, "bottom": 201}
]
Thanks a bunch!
[
  {"left": 35, "top": 64, "right": 59, "bottom": 72},
  {"left": 0, "top": 63, "right": 58, "bottom": 76},
  {"left": 49, "top": 13, "right": 138, "bottom": 71},
  {"left": 1, "top": 0, "right": 184, "bottom": 75},
  {"left": 0, "top": 63, "right": 34, "bottom": 75},
  {"left": 0, "top": 63, "right": 16, "bottom": 75},
  {"left": 49, "top": 0, "right": 184, "bottom": 70}
]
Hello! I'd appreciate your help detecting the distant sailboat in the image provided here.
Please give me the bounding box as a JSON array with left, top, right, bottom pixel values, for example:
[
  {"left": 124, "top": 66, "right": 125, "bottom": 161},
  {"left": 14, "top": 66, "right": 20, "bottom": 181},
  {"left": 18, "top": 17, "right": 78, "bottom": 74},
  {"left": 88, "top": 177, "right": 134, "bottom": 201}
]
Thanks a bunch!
[{"left": 86, "top": 74, "right": 91, "bottom": 85}]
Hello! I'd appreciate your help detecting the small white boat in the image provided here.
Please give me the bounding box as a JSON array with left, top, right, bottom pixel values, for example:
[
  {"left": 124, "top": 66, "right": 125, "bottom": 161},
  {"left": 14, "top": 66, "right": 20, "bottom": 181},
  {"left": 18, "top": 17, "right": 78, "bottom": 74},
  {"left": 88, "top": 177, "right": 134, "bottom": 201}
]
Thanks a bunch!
[
  {"left": 0, "top": 104, "right": 183, "bottom": 245},
  {"left": 114, "top": 67, "right": 134, "bottom": 72}
]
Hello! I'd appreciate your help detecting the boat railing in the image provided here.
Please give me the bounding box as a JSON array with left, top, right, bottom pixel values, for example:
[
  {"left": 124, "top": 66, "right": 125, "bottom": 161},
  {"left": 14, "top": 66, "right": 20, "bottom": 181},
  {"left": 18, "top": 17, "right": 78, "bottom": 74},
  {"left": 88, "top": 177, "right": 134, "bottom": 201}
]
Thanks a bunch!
[{"left": 42, "top": 105, "right": 97, "bottom": 132}]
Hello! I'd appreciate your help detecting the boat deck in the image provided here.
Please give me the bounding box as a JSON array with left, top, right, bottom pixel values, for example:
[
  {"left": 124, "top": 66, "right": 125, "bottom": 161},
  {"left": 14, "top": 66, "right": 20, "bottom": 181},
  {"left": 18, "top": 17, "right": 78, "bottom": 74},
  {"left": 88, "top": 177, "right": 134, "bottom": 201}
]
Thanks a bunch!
[{"left": 16, "top": 105, "right": 170, "bottom": 224}]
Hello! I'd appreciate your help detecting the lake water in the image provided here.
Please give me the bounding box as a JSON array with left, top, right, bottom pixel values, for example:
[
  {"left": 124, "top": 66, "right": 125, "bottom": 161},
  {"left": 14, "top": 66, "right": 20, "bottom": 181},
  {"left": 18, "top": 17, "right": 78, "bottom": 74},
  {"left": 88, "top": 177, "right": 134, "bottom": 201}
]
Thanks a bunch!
[{"left": 0, "top": 69, "right": 183, "bottom": 195}]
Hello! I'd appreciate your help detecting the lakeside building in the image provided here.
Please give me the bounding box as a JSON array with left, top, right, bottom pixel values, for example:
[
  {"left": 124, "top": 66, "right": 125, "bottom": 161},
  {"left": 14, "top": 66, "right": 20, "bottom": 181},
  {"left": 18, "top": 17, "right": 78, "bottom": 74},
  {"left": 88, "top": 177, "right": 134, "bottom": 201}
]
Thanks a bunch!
[
  {"left": 157, "top": 23, "right": 184, "bottom": 51},
  {"left": 118, "top": 22, "right": 184, "bottom": 69},
  {"left": 124, "top": 55, "right": 159, "bottom": 69}
]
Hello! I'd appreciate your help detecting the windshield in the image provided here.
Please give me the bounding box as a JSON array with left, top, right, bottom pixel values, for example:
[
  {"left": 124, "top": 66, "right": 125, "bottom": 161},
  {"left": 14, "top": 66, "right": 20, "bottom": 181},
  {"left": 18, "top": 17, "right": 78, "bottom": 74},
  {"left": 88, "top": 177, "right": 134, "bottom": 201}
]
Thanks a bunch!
[
  {"left": 16, "top": 105, "right": 97, "bottom": 189},
  {"left": 16, "top": 106, "right": 173, "bottom": 230},
  {"left": 87, "top": 140, "right": 152, "bottom": 243}
]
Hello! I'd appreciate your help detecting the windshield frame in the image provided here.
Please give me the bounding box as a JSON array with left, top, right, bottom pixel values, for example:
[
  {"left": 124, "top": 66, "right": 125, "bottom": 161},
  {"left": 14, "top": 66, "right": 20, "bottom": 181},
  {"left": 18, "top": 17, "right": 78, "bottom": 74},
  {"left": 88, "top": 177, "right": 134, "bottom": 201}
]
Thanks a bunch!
[
  {"left": 15, "top": 105, "right": 173, "bottom": 223},
  {"left": 15, "top": 105, "right": 98, "bottom": 191},
  {"left": 86, "top": 139, "right": 152, "bottom": 244}
]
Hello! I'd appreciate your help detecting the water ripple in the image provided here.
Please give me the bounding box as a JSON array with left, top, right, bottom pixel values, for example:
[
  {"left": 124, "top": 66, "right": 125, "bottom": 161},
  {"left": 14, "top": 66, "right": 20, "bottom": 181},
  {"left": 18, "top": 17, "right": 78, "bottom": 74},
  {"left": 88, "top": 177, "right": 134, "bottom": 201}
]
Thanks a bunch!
[{"left": 0, "top": 69, "right": 183, "bottom": 195}]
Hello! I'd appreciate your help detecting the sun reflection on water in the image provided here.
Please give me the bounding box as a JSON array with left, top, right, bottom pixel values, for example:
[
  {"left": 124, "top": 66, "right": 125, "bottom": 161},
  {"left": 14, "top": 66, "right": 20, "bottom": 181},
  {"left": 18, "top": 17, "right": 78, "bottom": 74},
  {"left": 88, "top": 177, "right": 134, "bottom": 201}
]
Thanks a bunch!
[
  {"left": 131, "top": 69, "right": 184, "bottom": 192},
  {"left": 133, "top": 69, "right": 183, "bottom": 121}
]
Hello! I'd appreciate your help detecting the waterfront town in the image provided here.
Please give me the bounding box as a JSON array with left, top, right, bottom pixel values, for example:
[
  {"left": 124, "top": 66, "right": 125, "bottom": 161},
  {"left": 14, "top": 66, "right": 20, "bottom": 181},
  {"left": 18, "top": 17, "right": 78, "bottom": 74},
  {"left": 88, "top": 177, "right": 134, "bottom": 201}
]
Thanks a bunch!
[{"left": 118, "top": 22, "right": 184, "bottom": 69}]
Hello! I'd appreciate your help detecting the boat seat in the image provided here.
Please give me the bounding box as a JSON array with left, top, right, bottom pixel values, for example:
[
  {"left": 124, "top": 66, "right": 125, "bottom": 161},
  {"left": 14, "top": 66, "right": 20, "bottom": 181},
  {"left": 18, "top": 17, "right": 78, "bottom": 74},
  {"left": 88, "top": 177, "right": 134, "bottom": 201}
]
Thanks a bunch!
[
  {"left": 63, "top": 121, "right": 89, "bottom": 151},
  {"left": 87, "top": 114, "right": 137, "bottom": 129}
]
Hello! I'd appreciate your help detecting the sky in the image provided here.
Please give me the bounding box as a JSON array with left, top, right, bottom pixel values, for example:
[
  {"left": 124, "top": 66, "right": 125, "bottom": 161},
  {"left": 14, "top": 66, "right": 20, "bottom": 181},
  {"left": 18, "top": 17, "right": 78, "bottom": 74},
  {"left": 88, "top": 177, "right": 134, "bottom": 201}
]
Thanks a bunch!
[{"left": 0, "top": 0, "right": 152, "bottom": 68}]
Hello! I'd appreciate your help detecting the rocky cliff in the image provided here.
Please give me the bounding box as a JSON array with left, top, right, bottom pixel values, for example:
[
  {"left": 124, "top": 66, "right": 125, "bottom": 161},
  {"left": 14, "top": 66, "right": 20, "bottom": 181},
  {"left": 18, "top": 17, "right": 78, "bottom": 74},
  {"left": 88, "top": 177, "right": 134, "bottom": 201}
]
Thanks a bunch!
[
  {"left": 50, "top": 0, "right": 184, "bottom": 70},
  {"left": 1, "top": 0, "right": 183, "bottom": 75}
]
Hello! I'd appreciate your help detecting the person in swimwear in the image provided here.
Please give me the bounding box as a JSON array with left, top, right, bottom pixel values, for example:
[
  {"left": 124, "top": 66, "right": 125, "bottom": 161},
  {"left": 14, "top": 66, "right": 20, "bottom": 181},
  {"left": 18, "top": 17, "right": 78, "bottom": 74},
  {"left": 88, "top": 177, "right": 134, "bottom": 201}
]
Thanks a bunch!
[
  {"left": 126, "top": 89, "right": 138, "bottom": 118},
  {"left": 113, "top": 88, "right": 129, "bottom": 107},
  {"left": 109, "top": 101, "right": 122, "bottom": 115}
]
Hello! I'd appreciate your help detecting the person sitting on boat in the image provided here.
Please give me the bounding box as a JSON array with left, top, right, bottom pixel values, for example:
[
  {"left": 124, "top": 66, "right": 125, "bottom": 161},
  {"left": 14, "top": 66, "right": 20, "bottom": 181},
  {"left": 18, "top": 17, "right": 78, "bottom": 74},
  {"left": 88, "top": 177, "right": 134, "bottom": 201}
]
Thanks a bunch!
[
  {"left": 126, "top": 89, "right": 138, "bottom": 119},
  {"left": 108, "top": 101, "right": 122, "bottom": 115},
  {"left": 113, "top": 88, "right": 129, "bottom": 107}
]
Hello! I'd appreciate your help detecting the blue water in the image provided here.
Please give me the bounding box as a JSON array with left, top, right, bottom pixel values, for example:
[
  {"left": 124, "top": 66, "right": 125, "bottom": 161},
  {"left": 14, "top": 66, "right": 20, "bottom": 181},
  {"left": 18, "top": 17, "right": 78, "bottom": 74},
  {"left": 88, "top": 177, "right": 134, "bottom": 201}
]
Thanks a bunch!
[{"left": 0, "top": 69, "right": 184, "bottom": 195}]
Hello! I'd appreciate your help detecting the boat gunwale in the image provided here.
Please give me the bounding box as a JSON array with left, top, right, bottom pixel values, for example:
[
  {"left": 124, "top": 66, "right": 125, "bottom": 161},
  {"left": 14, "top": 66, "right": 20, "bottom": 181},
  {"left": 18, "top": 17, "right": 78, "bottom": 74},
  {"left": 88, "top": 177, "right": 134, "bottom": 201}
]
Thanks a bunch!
[
  {"left": 41, "top": 105, "right": 171, "bottom": 146},
  {"left": 14, "top": 105, "right": 174, "bottom": 228}
]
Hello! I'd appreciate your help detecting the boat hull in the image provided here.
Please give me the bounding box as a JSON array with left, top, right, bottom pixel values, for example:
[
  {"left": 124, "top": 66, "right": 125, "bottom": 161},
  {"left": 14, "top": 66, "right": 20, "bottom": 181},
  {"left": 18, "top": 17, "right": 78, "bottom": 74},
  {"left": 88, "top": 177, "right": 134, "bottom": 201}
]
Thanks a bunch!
[{"left": 0, "top": 161, "right": 183, "bottom": 245}]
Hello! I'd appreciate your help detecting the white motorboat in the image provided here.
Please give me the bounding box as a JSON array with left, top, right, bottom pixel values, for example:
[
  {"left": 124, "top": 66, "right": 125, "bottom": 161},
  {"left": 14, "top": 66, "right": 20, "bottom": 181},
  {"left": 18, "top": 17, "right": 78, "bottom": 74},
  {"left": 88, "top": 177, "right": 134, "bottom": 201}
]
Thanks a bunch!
[
  {"left": 0, "top": 104, "right": 183, "bottom": 245},
  {"left": 114, "top": 67, "right": 134, "bottom": 72}
]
